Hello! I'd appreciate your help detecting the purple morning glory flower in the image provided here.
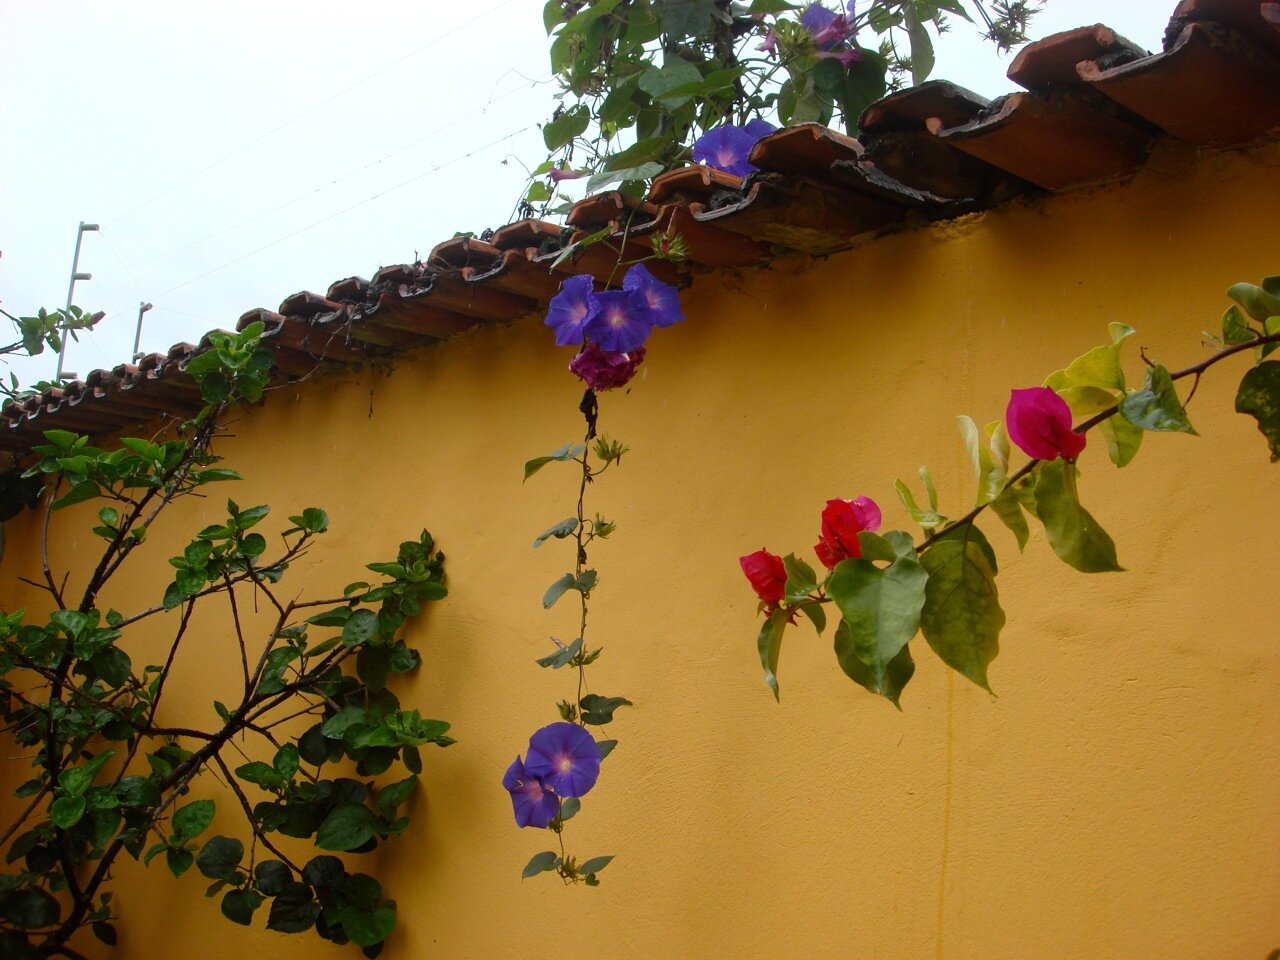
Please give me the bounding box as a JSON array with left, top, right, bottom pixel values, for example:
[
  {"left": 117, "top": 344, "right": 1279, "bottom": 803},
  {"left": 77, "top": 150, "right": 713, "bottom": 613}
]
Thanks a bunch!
[
  {"left": 544, "top": 275, "right": 598, "bottom": 347},
  {"left": 524, "top": 722, "right": 601, "bottom": 798},
  {"left": 502, "top": 756, "right": 560, "bottom": 828},
  {"left": 582, "top": 288, "right": 654, "bottom": 353},
  {"left": 623, "top": 263, "right": 684, "bottom": 329},
  {"left": 691, "top": 121, "right": 776, "bottom": 178},
  {"left": 801, "top": 3, "right": 851, "bottom": 49}
]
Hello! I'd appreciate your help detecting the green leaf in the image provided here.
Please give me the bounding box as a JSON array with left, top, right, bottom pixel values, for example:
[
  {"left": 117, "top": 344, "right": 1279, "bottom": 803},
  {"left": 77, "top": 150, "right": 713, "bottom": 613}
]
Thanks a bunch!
[
  {"left": 542, "top": 570, "right": 596, "bottom": 608},
  {"left": 266, "top": 882, "right": 320, "bottom": 933},
  {"left": 536, "top": 637, "right": 583, "bottom": 668},
  {"left": 1120, "top": 363, "right": 1197, "bottom": 435},
  {"left": 543, "top": 0, "right": 564, "bottom": 32},
  {"left": 273, "top": 744, "right": 300, "bottom": 781},
  {"left": 542, "top": 105, "right": 591, "bottom": 150},
  {"left": 558, "top": 0, "right": 624, "bottom": 34},
  {"left": 958, "top": 415, "right": 1003, "bottom": 506},
  {"left": 833, "top": 620, "right": 915, "bottom": 707},
  {"left": 583, "top": 162, "right": 665, "bottom": 194},
  {"left": 904, "top": 4, "right": 935, "bottom": 84},
  {"left": 782, "top": 553, "right": 818, "bottom": 602},
  {"left": 826, "top": 550, "right": 927, "bottom": 700},
  {"left": 638, "top": 57, "right": 703, "bottom": 108},
  {"left": 2, "top": 887, "right": 61, "bottom": 929},
  {"left": 172, "top": 798, "right": 216, "bottom": 839},
  {"left": 658, "top": 0, "right": 717, "bottom": 36},
  {"left": 166, "top": 846, "right": 195, "bottom": 878},
  {"left": 522, "top": 851, "right": 561, "bottom": 880},
  {"left": 895, "top": 478, "right": 945, "bottom": 529},
  {"left": 254, "top": 860, "right": 292, "bottom": 896},
  {"left": 798, "top": 602, "right": 827, "bottom": 635},
  {"left": 235, "top": 761, "right": 285, "bottom": 790},
  {"left": 533, "top": 517, "right": 578, "bottom": 548},
  {"left": 1235, "top": 360, "right": 1280, "bottom": 461},
  {"left": 342, "top": 608, "right": 379, "bottom": 646},
  {"left": 543, "top": 574, "right": 576, "bottom": 609},
  {"left": 578, "top": 854, "right": 614, "bottom": 876},
  {"left": 50, "top": 795, "right": 87, "bottom": 829},
  {"left": 1046, "top": 324, "right": 1133, "bottom": 394},
  {"left": 1031, "top": 460, "right": 1123, "bottom": 573},
  {"left": 220, "top": 888, "right": 263, "bottom": 926},
  {"left": 989, "top": 486, "right": 1030, "bottom": 550},
  {"left": 58, "top": 749, "right": 115, "bottom": 797},
  {"left": 339, "top": 904, "right": 396, "bottom": 947},
  {"left": 375, "top": 777, "right": 417, "bottom": 819},
  {"left": 920, "top": 525, "right": 1003, "bottom": 692},
  {"left": 196, "top": 836, "right": 244, "bottom": 881},
  {"left": 1227, "top": 281, "right": 1280, "bottom": 323},
  {"left": 579, "top": 694, "right": 631, "bottom": 725},
  {"left": 523, "top": 443, "right": 584, "bottom": 482},
  {"left": 316, "top": 802, "right": 376, "bottom": 852},
  {"left": 756, "top": 608, "right": 787, "bottom": 700},
  {"left": 1221, "top": 305, "right": 1254, "bottom": 344}
]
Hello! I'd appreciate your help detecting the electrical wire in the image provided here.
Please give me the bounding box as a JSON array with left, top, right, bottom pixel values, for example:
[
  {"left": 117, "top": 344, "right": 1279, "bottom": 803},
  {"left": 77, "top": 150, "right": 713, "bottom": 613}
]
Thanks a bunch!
[
  {"left": 105, "top": 0, "right": 525, "bottom": 228},
  {"left": 154, "top": 122, "right": 539, "bottom": 299},
  {"left": 97, "top": 74, "right": 552, "bottom": 279}
]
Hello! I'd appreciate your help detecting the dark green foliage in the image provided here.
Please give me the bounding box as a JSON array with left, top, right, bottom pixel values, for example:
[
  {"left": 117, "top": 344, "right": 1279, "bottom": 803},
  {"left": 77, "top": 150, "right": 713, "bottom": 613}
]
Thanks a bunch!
[{"left": 0, "top": 327, "right": 450, "bottom": 955}]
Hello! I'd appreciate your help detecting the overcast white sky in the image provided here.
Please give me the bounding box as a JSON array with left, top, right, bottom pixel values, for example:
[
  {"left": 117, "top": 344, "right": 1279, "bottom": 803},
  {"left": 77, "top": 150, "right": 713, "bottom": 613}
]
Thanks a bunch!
[{"left": 2, "top": 0, "right": 1178, "bottom": 384}]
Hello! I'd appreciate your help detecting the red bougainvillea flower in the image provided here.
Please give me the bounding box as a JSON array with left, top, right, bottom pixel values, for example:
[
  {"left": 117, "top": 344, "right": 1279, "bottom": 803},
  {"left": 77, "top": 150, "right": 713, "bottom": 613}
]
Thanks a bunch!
[
  {"left": 692, "top": 120, "right": 777, "bottom": 178},
  {"left": 740, "top": 548, "right": 787, "bottom": 606},
  {"left": 569, "top": 343, "right": 646, "bottom": 391},
  {"left": 502, "top": 756, "right": 560, "bottom": 829},
  {"left": 544, "top": 275, "right": 597, "bottom": 347},
  {"left": 524, "top": 722, "right": 601, "bottom": 798},
  {"left": 582, "top": 288, "right": 654, "bottom": 352},
  {"left": 623, "top": 263, "right": 684, "bottom": 329},
  {"left": 814, "top": 496, "right": 882, "bottom": 570},
  {"left": 1006, "top": 387, "right": 1086, "bottom": 461},
  {"left": 801, "top": 2, "right": 851, "bottom": 49}
]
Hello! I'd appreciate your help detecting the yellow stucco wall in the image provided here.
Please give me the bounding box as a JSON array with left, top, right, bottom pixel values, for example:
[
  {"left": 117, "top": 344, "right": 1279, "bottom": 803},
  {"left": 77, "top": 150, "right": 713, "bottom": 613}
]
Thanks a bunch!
[{"left": 3, "top": 139, "right": 1278, "bottom": 959}]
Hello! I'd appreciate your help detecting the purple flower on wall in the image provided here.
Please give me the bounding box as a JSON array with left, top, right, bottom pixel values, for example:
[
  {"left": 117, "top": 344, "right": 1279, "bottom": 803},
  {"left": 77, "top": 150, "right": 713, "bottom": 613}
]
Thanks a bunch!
[
  {"left": 623, "top": 264, "right": 684, "bottom": 328},
  {"left": 691, "top": 120, "right": 777, "bottom": 178},
  {"left": 569, "top": 343, "right": 646, "bottom": 391},
  {"left": 801, "top": 3, "right": 851, "bottom": 49},
  {"left": 549, "top": 166, "right": 587, "bottom": 183},
  {"left": 582, "top": 289, "right": 654, "bottom": 353},
  {"left": 545, "top": 275, "right": 598, "bottom": 347},
  {"left": 503, "top": 756, "right": 560, "bottom": 828},
  {"left": 524, "top": 722, "right": 602, "bottom": 798}
]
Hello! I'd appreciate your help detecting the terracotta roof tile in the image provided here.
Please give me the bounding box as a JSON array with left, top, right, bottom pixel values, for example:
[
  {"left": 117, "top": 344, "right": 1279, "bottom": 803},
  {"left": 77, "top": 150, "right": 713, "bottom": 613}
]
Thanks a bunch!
[
  {"left": 1079, "top": 21, "right": 1280, "bottom": 144},
  {"left": 1007, "top": 24, "right": 1149, "bottom": 89},
  {"left": 4, "top": 0, "right": 1278, "bottom": 458},
  {"left": 926, "top": 90, "right": 1155, "bottom": 190},
  {"left": 748, "top": 123, "right": 863, "bottom": 178}
]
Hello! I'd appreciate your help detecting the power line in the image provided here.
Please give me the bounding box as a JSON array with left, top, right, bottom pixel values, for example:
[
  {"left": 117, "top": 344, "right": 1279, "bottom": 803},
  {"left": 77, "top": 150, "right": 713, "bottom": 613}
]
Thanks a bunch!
[
  {"left": 105, "top": 0, "right": 524, "bottom": 228},
  {"left": 154, "top": 122, "right": 539, "bottom": 299},
  {"left": 97, "top": 74, "right": 551, "bottom": 278}
]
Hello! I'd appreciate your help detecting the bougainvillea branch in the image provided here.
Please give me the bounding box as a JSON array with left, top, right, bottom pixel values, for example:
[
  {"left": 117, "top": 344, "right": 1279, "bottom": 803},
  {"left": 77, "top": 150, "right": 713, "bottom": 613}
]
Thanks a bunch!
[{"left": 742, "top": 276, "right": 1280, "bottom": 707}]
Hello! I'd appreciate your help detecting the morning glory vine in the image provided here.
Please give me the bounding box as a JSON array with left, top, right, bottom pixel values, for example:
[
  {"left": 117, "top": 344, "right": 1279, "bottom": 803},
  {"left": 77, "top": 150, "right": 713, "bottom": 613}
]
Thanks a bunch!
[
  {"left": 741, "top": 275, "right": 1280, "bottom": 707},
  {"left": 505, "top": 255, "right": 685, "bottom": 885},
  {"left": 528, "top": 1, "right": 1040, "bottom": 213}
]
